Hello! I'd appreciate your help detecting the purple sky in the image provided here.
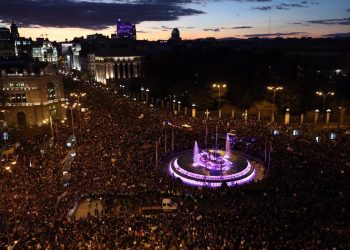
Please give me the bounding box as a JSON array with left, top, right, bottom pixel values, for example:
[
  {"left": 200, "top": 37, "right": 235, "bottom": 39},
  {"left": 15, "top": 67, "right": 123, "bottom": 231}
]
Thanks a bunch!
[{"left": 0, "top": 0, "right": 349, "bottom": 41}]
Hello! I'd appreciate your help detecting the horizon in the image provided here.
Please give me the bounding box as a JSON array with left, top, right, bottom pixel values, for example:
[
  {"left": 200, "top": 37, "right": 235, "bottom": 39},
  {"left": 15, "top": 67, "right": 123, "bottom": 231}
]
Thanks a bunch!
[{"left": 0, "top": 0, "right": 349, "bottom": 42}]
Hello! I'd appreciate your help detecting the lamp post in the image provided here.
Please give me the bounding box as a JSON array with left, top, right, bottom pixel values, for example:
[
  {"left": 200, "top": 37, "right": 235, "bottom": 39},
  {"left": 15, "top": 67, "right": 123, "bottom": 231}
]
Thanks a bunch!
[
  {"left": 70, "top": 92, "right": 86, "bottom": 135},
  {"left": 70, "top": 92, "right": 86, "bottom": 103},
  {"left": 146, "top": 88, "right": 149, "bottom": 103},
  {"left": 267, "top": 86, "right": 283, "bottom": 122},
  {"left": 326, "top": 109, "right": 331, "bottom": 128},
  {"left": 141, "top": 87, "right": 144, "bottom": 100},
  {"left": 119, "top": 85, "right": 125, "bottom": 95},
  {"left": 314, "top": 109, "right": 319, "bottom": 127},
  {"left": 192, "top": 104, "right": 196, "bottom": 118},
  {"left": 316, "top": 91, "right": 334, "bottom": 125},
  {"left": 62, "top": 102, "right": 77, "bottom": 136},
  {"left": 339, "top": 107, "right": 345, "bottom": 128},
  {"left": 6, "top": 240, "right": 19, "bottom": 250},
  {"left": 284, "top": 108, "right": 290, "bottom": 125},
  {"left": 212, "top": 83, "right": 227, "bottom": 118}
]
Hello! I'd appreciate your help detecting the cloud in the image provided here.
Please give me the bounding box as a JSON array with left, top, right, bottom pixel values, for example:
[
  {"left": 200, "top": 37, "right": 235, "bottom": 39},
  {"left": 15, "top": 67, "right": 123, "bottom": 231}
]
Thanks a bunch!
[
  {"left": 288, "top": 22, "right": 311, "bottom": 26},
  {"left": 252, "top": 1, "right": 312, "bottom": 11},
  {"left": 0, "top": 0, "right": 206, "bottom": 30},
  {"left": 276, "top": 2, "right": 308, "bottom": 10},
  {"left": 152, "top": 26, "right": 195, "bottom": 30},
  {"left": 245, "top": 32, "right": 307, "bottom": 38},
  {"left": 307, "top": 18, "right": 350, "bottom": 25},
  {"left": 203, "top": 28, "right": 220, "bottom": 32},
  {"left": 221, "top": 26, "right": 253, "bottom": 29},
  {"left": 252, "top": 6, "right": 272, "bottom": 11},
  {"left": 231, "top": 26, "right": 253, "bottom": 29},
  {"left": 322, "top": 32, "right": 350, "bottom": 38},
  {"left": 160, "top": 26, "right": 173, "bottom": 30}
]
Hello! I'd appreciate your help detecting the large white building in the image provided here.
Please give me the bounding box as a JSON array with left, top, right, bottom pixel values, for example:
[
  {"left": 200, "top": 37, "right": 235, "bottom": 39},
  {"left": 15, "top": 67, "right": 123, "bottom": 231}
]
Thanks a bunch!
[
  {"left": 94, "top": 54, "right": 142, "bottom": 84},
  {"left": 32, "top": 40, "right": 58, "bottom": 63}
]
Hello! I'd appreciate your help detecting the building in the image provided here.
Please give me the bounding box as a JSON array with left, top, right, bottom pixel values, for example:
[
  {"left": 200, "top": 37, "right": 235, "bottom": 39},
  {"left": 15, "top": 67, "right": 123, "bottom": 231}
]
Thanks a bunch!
[
  {"left": 80, "top": 53, "right": 95, "bottom": 78},
  {"left": 116, "top": 18, "right": 136, "bottom": 40},
  {"left": 87, "top": 33, "right": 108, "bottom": 40},
  {"left": 32, "top": 39, "right": 58, "bottom": 63},
  {"left": 0, "top": 64, "right": 66, "bottom": 127},
  {"left": 170, "top": 28, "right": 181, "bottom": 41},
  {"left": 94, "top": 52, "right": 142, "bottom": 84},
  {"left": 10, "top": 20, "right": 19, "bottom": 42},
  {"left": 0, "top": 27, "right": 15, "bottom": 58},
  {"left": 15, "top": 37, "right": 32, "bottom": 57},
  {"left": 0, "top": 20, "right": 32, "bottom": 57}
]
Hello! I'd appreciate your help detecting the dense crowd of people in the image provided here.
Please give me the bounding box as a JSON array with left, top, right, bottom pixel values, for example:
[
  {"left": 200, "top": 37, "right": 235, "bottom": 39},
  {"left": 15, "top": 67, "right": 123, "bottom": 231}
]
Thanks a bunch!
[{"left": 0, "top": 81, "right": 349, "bottom": 249}]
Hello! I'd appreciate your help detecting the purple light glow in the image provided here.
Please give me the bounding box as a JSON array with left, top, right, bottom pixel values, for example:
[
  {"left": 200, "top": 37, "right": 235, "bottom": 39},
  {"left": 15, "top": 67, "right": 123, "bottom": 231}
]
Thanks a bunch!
[
  {"left": 168, "top": 142, "right": 258, "bottom": 188},
  {"left": 169, "top": 159, "right": 256, "bottom": 187},
  {"left": 174, "top": 158, "right": 252, "bottom": 181},
  {"left": 192, "top": 150, "right": 233, "bottom": 171}
]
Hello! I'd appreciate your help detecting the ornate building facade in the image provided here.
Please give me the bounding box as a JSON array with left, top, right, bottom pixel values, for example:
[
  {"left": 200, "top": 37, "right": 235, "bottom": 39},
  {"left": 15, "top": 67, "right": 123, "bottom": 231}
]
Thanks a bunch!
[{"left": 0, "top": 65, "right": 66, "bottom": 127}]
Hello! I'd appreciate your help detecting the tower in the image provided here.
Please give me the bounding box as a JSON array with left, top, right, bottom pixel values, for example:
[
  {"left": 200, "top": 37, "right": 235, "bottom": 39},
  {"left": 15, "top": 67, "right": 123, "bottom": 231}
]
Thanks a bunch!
[
  {"left": 171, "top": 28, "right": 181, "bottom": 41},
  {"left": 10, "top": 20, "right": 19, "bottom": 42},
  {"left": 116, "top": 18, "right": 136, "bottom": 40}
]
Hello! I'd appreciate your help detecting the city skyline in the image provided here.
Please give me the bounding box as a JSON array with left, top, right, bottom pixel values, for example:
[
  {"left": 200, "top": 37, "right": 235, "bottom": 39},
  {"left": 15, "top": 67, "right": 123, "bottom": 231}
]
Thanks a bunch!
[{"left": 0, "top": 0, "right": 349, "bottom": 41}]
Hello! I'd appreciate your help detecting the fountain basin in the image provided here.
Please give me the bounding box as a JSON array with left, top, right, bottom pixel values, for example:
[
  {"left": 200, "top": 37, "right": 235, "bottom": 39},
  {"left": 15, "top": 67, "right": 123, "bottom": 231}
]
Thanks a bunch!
[{"left": 168, "top": 150, "right": 256, "bottom": 187}]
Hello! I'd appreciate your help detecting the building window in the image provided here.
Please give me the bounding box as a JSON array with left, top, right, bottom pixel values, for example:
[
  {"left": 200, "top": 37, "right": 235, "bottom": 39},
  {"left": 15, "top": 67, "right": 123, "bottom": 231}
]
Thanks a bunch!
[
  {"left": 9, "top": 93, "right": 26, "bottom": 103},
  {"left": 47, "top": 82, "right": 56, "bottom": 100}
]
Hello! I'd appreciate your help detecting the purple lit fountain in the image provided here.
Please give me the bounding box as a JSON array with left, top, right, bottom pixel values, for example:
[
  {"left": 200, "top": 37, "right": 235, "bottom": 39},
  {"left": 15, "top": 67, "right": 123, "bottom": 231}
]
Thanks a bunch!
[{"left": 168, "top": 134, "right": 256, "bottom": 187}]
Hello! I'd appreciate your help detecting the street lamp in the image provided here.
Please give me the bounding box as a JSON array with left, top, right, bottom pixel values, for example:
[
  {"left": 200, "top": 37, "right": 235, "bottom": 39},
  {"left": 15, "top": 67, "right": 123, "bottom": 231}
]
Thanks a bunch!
[
  {"left": 192, "top": 104, "right": 196, "bottom": 118},
  {"left": 338, "top": 107, "right": 346, "bottom": 128},
  {"left": 70, "top": 92, "right": 86, "bottom": 101},
  {"left": 119, "top": 85, "right": 125, "bottom": 95},
  {"left": 314, "top": 109, "right": 319, "bottom": 127},
  {"left": 316, "top": 91, "right": 334, "bottom": 125},
  {"left": 267, "top": 86, "right": 283, "bottom": 122},
  {"left": 70, "top": 92, "right": 86, "bottom": 135},
  {"left": 61, "top": 102, "right": 77, "bottom": 136},
  {"left": 141, "top": 87, "right": 144, "bottom": 100},
  {"left": 146, "top": 88, "right": 149, "bottom": 103},
  {"left": 6, "top": 240, "right": 19, "bottom": 250},
  {"left": 212, "top": 83, "right": 227, "bottom": 118}
]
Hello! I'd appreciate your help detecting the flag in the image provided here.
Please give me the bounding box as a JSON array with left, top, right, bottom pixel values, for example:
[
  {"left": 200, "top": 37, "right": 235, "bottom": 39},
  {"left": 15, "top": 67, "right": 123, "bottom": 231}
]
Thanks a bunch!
[
  {"left": 155, "top": 140, "right": 158, "bottom": 168},
  {"left": 205, "top": 124, "right": 208, "bottom": 148},
  {"left": 171, "top": 128, "right": 174, "bottom": 152}
]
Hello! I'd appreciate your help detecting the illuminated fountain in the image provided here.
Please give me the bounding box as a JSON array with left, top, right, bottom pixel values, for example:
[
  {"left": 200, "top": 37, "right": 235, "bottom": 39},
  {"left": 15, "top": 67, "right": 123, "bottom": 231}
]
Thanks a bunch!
[{"left": 168, "top": 134, "right": 256, "bottom": 187}]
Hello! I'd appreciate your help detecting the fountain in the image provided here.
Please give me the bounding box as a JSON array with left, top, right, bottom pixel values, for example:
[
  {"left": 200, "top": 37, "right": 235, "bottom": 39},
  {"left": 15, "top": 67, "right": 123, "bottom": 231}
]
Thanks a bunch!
[{"left": 167, "top": 134, "right": 257, "bottom": 187}]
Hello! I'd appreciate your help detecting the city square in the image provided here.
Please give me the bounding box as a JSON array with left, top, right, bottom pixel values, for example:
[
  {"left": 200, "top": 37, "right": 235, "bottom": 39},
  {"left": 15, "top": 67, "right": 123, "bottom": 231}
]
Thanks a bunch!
[{"left": 0, "top": 1, "right": 350, "bottom": 249}]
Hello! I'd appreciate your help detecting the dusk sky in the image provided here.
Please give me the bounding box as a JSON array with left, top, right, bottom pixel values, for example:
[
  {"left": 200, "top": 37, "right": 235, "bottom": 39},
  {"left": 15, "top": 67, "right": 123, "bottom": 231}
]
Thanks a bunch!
[{"left": 0, "top": 0, "right": 349, "bottom": 41}]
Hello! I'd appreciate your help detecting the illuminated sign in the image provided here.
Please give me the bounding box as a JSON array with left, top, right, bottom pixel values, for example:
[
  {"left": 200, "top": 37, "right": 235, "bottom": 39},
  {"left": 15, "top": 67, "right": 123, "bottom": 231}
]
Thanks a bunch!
[{"left": 9, "top": 82, "right": 26, "bottom": 88}]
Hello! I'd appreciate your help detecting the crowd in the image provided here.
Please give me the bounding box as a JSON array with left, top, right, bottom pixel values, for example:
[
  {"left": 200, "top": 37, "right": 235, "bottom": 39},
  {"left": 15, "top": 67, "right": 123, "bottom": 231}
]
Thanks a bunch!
[{"left": 0, "top": 81, "right": 349, "bottom": 249}]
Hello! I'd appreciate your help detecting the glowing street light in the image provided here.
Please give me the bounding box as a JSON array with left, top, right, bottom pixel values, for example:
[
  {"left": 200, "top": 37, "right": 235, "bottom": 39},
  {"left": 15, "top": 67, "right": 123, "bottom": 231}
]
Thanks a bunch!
[
  {"left": 61, "top": 102, "right": 77, "bottom": 136},
  {"left": 316, "top": 91, "right": 334, "bottom": 125},
  {"left": 267, "top": 85, "right": 283, "bottom": 122},
  {"left": 191, "top": 104, "right": 196, "bottom": 118},
  {"left": 141, "top": 86, "right": 144, "bottom": 100},
  {"left": 212, "top": 83, "right": 227, "bottom": 118}
]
